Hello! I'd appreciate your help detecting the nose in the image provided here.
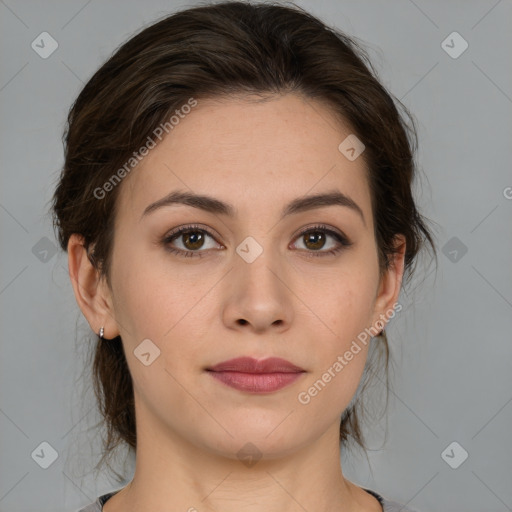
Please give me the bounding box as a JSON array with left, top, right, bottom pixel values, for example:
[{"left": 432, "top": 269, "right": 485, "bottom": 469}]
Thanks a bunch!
[{"left": 221, "top": 246, "right": 294, "bottom": 334}]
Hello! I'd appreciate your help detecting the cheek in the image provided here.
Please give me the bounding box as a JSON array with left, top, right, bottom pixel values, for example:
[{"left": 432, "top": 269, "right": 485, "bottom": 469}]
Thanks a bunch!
[
  {"left": 291, "top": 265, "right": 377, "bottom": 407},
  {"left": 111, "top": 246, "right": 200, "bottom": 340},
  {"left": 295, "top": 340, "right": 369, "bottom": 430},
  {"left": 313, "top": 270, "right": 377, "bottom": 346}
]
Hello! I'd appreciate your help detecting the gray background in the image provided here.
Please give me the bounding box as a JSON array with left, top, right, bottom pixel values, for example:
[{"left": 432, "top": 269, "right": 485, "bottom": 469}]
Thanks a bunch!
[{"left": 1, "top": 1, "right": 511, "bottom": 511}]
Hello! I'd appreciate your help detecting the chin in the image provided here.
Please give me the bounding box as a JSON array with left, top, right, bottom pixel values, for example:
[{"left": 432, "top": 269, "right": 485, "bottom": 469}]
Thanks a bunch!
[{"left": 195, "top": 422, "right": 311, "bottom": 462}]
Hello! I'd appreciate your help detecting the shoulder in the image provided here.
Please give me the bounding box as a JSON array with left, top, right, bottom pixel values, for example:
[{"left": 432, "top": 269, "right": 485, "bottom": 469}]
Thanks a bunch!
[
  {"left": 381, "top": 495, "right": 421, "bottom": 512},
  {"left": 74, "top": 499, "right": 101, "bottom": 512},
  {"left": 364, "top": 488, "right": 420, "bottom": 512},
  {"left": 74, "top": 490, "right": 120, "bottom": 512}
]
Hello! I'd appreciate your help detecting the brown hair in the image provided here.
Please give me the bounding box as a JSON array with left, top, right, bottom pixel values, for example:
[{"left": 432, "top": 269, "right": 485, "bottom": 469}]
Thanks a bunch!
[{"left": 50, "top": 0, "right": 436, "bottom": 478}]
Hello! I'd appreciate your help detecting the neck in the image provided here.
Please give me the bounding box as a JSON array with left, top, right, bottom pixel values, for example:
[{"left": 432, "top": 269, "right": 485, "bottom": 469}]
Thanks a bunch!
[{"left": 103, "top": 397, "right": 381, "bottom": 512}]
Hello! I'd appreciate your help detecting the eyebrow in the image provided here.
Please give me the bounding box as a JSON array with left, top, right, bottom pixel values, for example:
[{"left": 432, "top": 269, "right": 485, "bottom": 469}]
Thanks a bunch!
[{"left": 141, "top": 189, "right": 365, "bottom": 226}]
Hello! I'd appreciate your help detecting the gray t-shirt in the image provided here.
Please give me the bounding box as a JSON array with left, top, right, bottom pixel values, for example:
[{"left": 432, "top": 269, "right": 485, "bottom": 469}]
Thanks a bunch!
[{"left": 76, "top": 488, "right": 420, "bottom": 511}]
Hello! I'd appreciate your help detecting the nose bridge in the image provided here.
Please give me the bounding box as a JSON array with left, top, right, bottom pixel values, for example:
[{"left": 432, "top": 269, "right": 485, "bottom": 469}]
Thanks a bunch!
[
  {"left": 224, "top": 233, "right": 292, "bottom": 331},
  {"left": 234, "top": 233, "right": 284, "bottom": 294}
]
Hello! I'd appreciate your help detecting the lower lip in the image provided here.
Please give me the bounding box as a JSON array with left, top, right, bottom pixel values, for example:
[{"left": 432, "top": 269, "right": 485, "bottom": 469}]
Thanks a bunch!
[{"left": 207, "top": 371, "right": 304, "bottom": 393}]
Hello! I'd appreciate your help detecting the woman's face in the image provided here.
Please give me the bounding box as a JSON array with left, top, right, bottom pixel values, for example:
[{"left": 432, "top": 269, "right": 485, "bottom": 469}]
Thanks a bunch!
[{"left": 84, "top": 93, "right": 404, "bottom": 459}]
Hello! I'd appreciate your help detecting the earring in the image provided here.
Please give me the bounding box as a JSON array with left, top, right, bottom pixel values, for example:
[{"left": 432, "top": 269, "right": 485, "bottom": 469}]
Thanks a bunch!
[{"left": 99, "top": 326, "right": 104, "bottom": 339}]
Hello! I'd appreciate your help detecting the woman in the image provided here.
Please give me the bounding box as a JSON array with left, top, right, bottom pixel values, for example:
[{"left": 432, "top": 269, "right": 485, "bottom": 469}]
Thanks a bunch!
[{"left": 51, "top": 2, "right": 436, "bottom": 511}]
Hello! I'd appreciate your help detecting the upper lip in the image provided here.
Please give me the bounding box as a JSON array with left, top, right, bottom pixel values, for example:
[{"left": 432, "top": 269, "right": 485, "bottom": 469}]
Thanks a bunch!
[{"left": 206, "top": 357, "right": 305, "bottom": 373}]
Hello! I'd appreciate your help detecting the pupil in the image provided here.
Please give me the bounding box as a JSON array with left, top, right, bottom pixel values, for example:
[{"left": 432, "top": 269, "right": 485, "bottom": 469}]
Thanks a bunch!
[
  {"left": 306, "top": 232, "right": 324, "bottom": 250},
  {"left": 185, "top": 231, "right": 203, "bottom": 249}
]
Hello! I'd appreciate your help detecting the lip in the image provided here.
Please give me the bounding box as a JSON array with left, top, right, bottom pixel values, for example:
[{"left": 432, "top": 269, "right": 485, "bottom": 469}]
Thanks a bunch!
[
  {"left": 207, "top": 356, "right": 305, "bottom": 373},
  {"left": 206, "top": 357, "right": 306, "bottom": 393}
]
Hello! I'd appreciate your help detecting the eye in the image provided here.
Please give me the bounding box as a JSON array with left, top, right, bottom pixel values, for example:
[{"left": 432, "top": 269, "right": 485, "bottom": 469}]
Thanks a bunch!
[
  {"left": 162, "top": 223, "right": 352, "bottom": 259},
  {"left": 291, "top": 224, "right": 352, "bottom": 257},
  {"left": 162, "top": 224, "right": 222, "bottom": 258}
]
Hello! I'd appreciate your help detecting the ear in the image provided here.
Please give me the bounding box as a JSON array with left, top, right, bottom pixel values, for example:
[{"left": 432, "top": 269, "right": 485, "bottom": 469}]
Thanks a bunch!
[
  {"left": 67, "top": 234, "right": 120, "bottom": 340},
  {"left": 372, "top": 234, "right": 406, "bottom": 328}
]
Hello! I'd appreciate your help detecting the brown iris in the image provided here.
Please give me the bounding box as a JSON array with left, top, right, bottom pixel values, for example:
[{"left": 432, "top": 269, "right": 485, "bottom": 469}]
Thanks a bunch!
[
  {"left": 302, "top": 231, "right": 326, "bottom": 251},
  {"left": 182, "top": 231, "right": 205, "bottom": 250}
]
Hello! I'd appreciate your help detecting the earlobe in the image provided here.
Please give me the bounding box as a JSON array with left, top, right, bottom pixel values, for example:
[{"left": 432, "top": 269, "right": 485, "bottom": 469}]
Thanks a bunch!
[
  {"left": 67, "top": 234, "right": 119, "bottom": 340},
  {"left": 373, "top": 234, "right": 406, "bottom": 325}
]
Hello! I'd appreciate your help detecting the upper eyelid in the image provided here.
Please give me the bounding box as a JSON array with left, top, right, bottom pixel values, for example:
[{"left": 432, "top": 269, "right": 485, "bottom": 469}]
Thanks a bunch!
[{"left": 165, "top": 224, "right": 221, "bottom": 243}]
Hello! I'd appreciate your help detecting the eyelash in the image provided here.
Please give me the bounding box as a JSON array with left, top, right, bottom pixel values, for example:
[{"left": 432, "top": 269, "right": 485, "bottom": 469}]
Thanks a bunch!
[{"left": 162, "top": 223, "right": 352, "bottom": 259}]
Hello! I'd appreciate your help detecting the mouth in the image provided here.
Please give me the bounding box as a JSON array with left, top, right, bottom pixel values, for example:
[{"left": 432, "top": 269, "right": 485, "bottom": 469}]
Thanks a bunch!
[{"left": 205, "top": 357, "right": 306, "bottom": 393}]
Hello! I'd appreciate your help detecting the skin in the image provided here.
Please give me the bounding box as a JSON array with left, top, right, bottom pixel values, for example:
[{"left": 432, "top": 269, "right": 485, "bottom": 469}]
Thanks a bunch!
[{"left": 68, "top": 93, "right": 405, "bottom": 512}]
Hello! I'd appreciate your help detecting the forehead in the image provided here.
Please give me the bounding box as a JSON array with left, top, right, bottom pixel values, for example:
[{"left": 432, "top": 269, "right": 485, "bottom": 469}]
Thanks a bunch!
[{"left": 117, "top": 93, "right": 372, "bottom": 225}]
